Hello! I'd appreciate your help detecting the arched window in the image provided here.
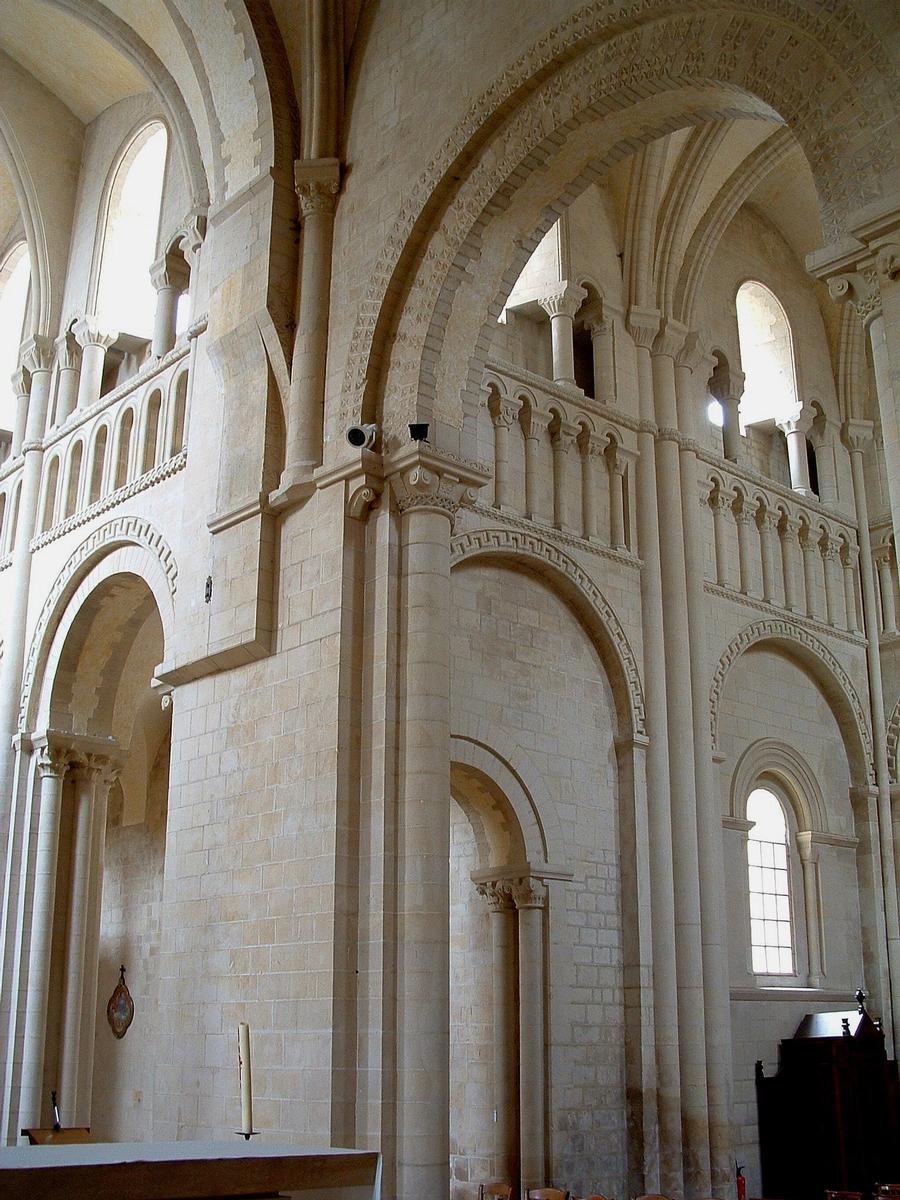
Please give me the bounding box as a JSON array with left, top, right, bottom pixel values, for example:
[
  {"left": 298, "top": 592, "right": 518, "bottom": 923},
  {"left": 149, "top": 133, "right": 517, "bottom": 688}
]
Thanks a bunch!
[
  {"left": 735, "top": 281, "right": 798, "bottom": 430},
  {"left": 40, "top": 457, "right": 60, "bottom": 533},
  {"left": 747, "top": 787, "right": 794, "bottom": 974},
  {"left": 114, "top": 408, "right": 135, "bottom": 489},
  {"left": 0, "top": 243, "right": 31, "bottom": 432},
  {"left": 88, "top": 425, "right": 109, "bottom": 504},
  {"left": 96, "top": 123, "right": 167, "bottom": 338},
  {"left": 142, "top": 390, "right": 163, "bottom": 473}
]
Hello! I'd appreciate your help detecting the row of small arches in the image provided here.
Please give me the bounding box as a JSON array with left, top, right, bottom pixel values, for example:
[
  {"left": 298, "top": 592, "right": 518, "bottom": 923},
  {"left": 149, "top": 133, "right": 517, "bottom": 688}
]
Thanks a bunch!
[{"left": 0, "top": 370, "right": 188, "bottom": 555}]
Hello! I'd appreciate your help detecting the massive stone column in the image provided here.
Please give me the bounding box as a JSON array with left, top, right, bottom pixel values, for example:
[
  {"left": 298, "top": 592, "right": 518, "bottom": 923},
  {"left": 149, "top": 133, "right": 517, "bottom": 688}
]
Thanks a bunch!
[
  {"left": 19, "top": 740, "right": 70, "bottom": 1128},
  {"left": 842, "top": 419, "right": 900, "bottom": 1046},
  {"left": 387, "top": 445, "right": 489, "bottom": 1200},
  {"left": 72, "top": 317, "right": 118, "bottom": 411},
  {"left": 272, "top": 158, "right": 341, "bottom": 506},
  {"left": 626, "top": 306, "right": 683, "bottom": 1197},
  {"left": 674, "top": 337, "right": 733, "bottom": 1198}
]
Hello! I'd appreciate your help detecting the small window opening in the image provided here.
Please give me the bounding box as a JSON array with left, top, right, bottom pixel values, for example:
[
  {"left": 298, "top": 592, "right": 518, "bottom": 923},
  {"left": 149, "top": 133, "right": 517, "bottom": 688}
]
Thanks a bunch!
[{"left": 747, "top": 787, "right": 794, "bottom": 975}]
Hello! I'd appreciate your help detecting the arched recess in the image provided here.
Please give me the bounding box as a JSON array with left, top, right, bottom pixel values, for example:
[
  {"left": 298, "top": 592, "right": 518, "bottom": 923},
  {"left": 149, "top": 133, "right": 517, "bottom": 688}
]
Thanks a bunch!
[
  {"left": 335, "top": 2, "right": 898, "bottom": 446},
  {"left": 450, "top": 526, "right": 645, "bottom": 742},
  {"left": 709, "top": 618, "right": 874, "bottom": 788},
  {"left": 20, "top": 517, "right": 177, "bottom": 735},
  {"left": 25, "top": 560, "right": 172, "bottom": 1138}
]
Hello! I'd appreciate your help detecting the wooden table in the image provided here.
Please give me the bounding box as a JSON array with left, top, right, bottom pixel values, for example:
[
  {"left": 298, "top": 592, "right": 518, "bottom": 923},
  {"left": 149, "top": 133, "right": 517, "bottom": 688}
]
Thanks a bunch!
[{"left": 0, "top": 1140, "right": 381, "bottom": 1199}]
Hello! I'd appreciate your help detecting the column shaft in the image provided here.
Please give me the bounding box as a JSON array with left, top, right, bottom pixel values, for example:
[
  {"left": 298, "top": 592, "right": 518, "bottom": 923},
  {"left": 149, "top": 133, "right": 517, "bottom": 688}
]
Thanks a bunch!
[
  {"left": 517, "top": 898, "right": 545, "bottom": 1192},
  {"left": 630, "top": 327, "right": 683, "bottom": 1196},
  {"left": 19, "top": 751, "right": 68, "bottom": 1127},
  {"left": 485, "top": 894, "right": 518, "bottom": 1190},
  {"left": 796, "top": 839, "right": 823, "bottom": 988},
  {"left": 59, "top": 765, "right": 97, "bottom": 1118},
  {"left": 846, "top": 433, "right": 900, "bottom": 1045}
]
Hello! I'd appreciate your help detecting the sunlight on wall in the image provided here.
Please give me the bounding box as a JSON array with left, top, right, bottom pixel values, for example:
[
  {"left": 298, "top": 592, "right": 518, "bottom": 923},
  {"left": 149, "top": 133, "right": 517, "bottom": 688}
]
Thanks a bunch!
[
  {"left": 0, "top": 244, "right": 31, "bottom": 434},
  {"left": 736, "top": 280, "right": 798, "bottom": 431},
  {"left": 96, "top": 123, "right": 167, "bottom": 339}
]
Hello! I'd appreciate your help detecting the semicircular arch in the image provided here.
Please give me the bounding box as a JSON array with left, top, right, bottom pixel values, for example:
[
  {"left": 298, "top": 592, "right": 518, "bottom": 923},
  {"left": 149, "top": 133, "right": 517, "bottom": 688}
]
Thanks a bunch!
[
  {"left": 709, "top": 618, "right": 874, "bottom": 788},
  {"left": 450, "top": 526, "right": 645, "bottom": 742},
  {"left": 20, "top": 517, "right": 176, "bottom": 732},
  {"left": 336, "top": 2, "right": 898, "bottom": 442}
]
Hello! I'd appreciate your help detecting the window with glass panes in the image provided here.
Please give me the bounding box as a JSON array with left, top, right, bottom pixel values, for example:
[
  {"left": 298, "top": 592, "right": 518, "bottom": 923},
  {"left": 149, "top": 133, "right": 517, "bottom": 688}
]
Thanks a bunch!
[{"left": 747, "top": 787, "right": 793, "bottom": 974}]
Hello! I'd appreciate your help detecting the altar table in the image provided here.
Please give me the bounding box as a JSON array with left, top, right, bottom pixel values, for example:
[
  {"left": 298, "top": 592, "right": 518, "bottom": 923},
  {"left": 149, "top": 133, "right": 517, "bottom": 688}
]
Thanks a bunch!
[{"left": 0, "top": 1140, "right": 381, "bottom": 1199}]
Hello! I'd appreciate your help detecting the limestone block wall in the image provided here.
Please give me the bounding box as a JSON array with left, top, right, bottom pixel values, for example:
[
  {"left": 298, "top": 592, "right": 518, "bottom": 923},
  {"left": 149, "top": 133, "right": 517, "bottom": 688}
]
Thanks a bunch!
[{"left": 449, "top": 558, "right": 627, "bottom": 1192}]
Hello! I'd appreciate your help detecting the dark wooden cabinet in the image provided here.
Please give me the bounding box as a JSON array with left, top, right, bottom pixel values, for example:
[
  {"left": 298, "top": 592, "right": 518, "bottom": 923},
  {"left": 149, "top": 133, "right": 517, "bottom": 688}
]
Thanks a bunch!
[{"left": 756, "top": 994, "right": 900, "bottom": 1200}]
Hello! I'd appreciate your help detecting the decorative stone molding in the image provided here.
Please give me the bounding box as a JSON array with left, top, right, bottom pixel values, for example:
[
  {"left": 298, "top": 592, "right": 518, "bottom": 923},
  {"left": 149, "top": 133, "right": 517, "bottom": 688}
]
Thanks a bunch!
[
  {"left": 30, "top": 449, "right": 187, "bottom": 551},
  {"left": 294, "top": 156, "right": 341, "bottom": 218},
  {"left": 54, "top": 331, "right": 79, "bottom": 371},
  {"left": 19, "top": 517, "right": 178, "bottom": 730},
  {"left": 35, "top": 743, "right": 71, "bottom": 778},
  {"left": 450, "top": 525, "right": 646, "bottom": 738},
  {"left": 875, "top": 243, "right": 900, "bottom": 280},
  {"left": 626, "top": 307, "right": 661, "bottom": 350},
  {"left": 841, "top": 419, "right": 874, "bottom": 455},
  {"left": 652, "top": 318, "right": 689, "bottom": 360},
  {"left": 150, "top": 250, "right": 191, "bottom": 294},
  {"left": 474, "top": 879, "right": 514, "bottom": 912},
  {"left": 728, "top": 737, "right": 827, "bottom": 831},
  {"left": 828, "top": 271, "right": 882, "bottom": 329},
  {"left": 507, "top": 876, "right": 547, "bottom": 909},
  {"left": 709, "top": 617, "right": 875, "bottom": 785},
  {"left": 887, "top": 698, "right": 900, "bottom": 785}
]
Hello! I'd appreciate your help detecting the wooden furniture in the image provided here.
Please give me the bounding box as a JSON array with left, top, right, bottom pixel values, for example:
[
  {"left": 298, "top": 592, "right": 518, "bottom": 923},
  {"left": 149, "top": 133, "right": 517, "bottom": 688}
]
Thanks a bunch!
[
  {"left": 0, "top": 1140, "right": 381, "bottom": 1199},
  {"left": 525, "top": 1190, "right": 569, "bottom": 1200},
  {"left": 756, "top": 994, "right": 900, "bottom": 1200},
  {"left": 478, "top": 1185, "right": 512, "bottom": 1199},
  {"left": 20, "top": 1127, "right": 92, "bottom": 1145}
]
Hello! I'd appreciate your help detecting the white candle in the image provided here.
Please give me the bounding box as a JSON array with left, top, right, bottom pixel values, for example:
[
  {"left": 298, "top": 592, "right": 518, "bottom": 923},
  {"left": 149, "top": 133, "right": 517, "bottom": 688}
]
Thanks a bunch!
[{"left": 238, "top": 1022, "right": 253, "bottom": 1134}]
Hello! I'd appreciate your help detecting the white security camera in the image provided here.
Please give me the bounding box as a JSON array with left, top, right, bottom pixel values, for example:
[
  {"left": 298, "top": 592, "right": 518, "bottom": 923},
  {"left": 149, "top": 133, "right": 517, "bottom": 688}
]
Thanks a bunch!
[{"left": 346, "top": 423, "right": 378, "bottom": 450}]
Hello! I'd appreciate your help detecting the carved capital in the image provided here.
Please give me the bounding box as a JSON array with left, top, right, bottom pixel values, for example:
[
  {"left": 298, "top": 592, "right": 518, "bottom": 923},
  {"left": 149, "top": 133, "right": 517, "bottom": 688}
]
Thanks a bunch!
[
  {"left": 798, "top": 524, "right": 818, "bottom": 552},
  {"left": 675, "top": 329, "right": 704, "bottom": 372},
  {"left": 756, "top": 509, "right": 779, "bottom": 534},
  {"left": 10, "top": 366, "right": 29, "bottom": 398},
  {"left": 828, "top": 271, "right": 882, "bottom": 328},
  {"left": 841, "top": 541, "right": 860, "bottom": 568},
  {"left": 475, "top": 879, "right": 513, "bottom": 913},
  {"left": 36, "top": 744, "right": 71, "bottom": 779},
  {"left": 294, "top": 157, "right": 341, "bottom": 218},
  {"left": 347, "top": 480, "right": 383, "bottom": 520},
  {"left": 795, "top": 830, "right": 819, "bottom": 864},
  {"left": 488, "top": 391, "right": 521, "bottom": 430},
  {"left": 841, "top": 419, "right": 874, "bottom": 455},
  {"left": 551, "top": 418, "right": 579, "bottom": 451},
  {"left": 626, "top": 306, "right": 661, "bottom": 349},
  {"left": 507, "top": 876, "right": 547, "bottom": 909},
  {"left": 776, "top": 407, "right": 814, "bottom": 437},
  {"left": 20, "top": 335, "right": 55, "bottom": 375},
  {"left": 387, "top": 445, "right": 490, "bottom": 520},
  {"left": 519, "top": 405, "right": 551, "bottom": 440},
  {"left": 55, "top": 332, "right": 79, "bottom": 371},
  {"left": 538, "top": 282, "right": 586, "bottom": 321},
  {"left": 178, "top": 208, "right": 207, "bottom": 265},
  {"left": 150, "top": 250, "right": 191, "bottom": 293},
  {"left": 733, "top": 502, "right": 757, "bottom": 528},
  {"left": 652, "top": 317, "right": 689, "bottom": 360},
  {"left": 873, "top": 542, "right": 896, "bottom": 569},
  {"left": 778, "top": 514, "right": 801, "bottom": 539},
  {"left": 72, "top": 315, "right": 118, "bottom": 351},
  {"left": 821, "top": 535, "right": 841, "bottom": 561},
  {"left": 708, "top": 490, "right": 733, "bottom": 515},
  {"left": 876, "top": 242, "right": 900, "bottom": 281}
]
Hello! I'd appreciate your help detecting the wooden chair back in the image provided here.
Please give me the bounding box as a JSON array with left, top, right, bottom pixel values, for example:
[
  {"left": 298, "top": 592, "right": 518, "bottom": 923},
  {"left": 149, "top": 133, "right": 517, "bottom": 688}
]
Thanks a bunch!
[
  {"left": 478, "top": 1185, "right": 512, "bottom": 1200},
  {"left": 525, "top": 1190, "right": 569, "bottom": 1200}
]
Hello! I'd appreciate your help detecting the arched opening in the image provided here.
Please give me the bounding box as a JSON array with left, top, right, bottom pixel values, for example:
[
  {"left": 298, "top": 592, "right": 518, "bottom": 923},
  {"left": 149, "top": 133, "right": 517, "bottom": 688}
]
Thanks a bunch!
[
  {"left": 40, "top": 456, "right": 60, "bottom": 533},
  {"left": 63, "top": 441, "right": 84, "bottom": 519},
  {"left": 141, "top": 390, "right": 163, "bottom": 473},
  {"left": 114, "top": 409, "right": 135, "bottom": 490},
  {"left": 168, "top": 371, "right": 189, "bottom": 456},
  {"left": 33, "top": 572, "right": 170, "bottom": 1139},
  {"left": 96, "top": 123, "right": 168, "bottom": 339},
  {"left": 735, "top": 281, "right": 799, "bottom": 430},
  {"left": 88, "top": 426, "right": 109, "bottom": 505},
  {"left": 0, "top": 242, "right": 31, "bottom": 433},
  {"left": 746, "top": 787, "right": 793, "bottom": 976}
]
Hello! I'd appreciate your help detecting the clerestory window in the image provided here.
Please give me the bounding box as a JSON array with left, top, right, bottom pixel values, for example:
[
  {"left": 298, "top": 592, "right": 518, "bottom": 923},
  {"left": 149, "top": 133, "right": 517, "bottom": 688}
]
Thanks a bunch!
[
  {"left": 735, "top": 280, "right": 798, "bottom": 431},
  {"left": 96, "top": 122, "right": 167, "bottom": 339},
  {"left": 747, "top": 786, "right": 794, "bottom": 975}
]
